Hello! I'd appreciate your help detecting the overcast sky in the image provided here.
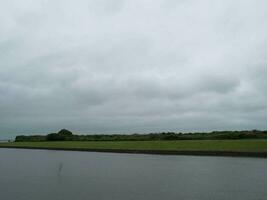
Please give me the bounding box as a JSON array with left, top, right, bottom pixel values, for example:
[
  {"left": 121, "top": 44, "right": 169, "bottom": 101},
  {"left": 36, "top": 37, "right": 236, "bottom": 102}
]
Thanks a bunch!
[{"left": 1, "top": 0, "right": 267, "bottom": 138}]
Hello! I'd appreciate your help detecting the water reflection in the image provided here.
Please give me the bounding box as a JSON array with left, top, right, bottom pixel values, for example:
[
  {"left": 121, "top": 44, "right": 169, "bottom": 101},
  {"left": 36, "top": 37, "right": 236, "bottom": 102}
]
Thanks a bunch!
[
  {"left": 0, "top": 149, "right": 267, "bottom": 200},
  {"left": 57, "top": 162, "right": 63, "bottom": 177}
]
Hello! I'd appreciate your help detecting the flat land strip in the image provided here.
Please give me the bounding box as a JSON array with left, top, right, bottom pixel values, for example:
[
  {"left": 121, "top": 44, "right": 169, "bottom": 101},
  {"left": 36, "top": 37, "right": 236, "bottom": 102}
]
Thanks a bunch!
[{"left": 1, "top": 140, "right": 267, "bottom": 157}]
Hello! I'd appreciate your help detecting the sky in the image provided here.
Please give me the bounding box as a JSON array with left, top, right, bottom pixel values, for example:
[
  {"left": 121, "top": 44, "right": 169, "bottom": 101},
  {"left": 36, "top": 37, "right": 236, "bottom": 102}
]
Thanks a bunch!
[{"left": 1, "top": 0, "right": 267, "bottom": 138}]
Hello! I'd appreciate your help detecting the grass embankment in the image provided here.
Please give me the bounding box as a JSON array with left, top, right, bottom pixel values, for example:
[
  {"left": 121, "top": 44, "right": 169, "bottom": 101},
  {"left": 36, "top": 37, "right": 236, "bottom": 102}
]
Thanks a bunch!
[{"left": 1, "top": 140, "right": 267, "bottom": 157}]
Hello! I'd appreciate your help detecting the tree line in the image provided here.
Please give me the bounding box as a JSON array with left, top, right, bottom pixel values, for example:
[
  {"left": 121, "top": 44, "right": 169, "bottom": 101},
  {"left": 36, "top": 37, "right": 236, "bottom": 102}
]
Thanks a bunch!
[{"left": 15, "top": 129, "right": 267, "bottom": 142}]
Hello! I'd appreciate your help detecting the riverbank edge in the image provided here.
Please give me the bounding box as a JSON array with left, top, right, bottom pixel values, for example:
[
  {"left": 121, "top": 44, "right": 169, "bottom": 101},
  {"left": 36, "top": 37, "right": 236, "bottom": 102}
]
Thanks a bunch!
[{"left": 1, "top": 146, "right": 267, "bottom": 158}]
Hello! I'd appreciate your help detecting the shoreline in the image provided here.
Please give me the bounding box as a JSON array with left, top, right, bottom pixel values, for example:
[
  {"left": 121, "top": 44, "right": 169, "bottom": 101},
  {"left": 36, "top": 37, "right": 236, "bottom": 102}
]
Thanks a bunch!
[{"left": 1, "top": 146, "right": 267, "bottom": 158}]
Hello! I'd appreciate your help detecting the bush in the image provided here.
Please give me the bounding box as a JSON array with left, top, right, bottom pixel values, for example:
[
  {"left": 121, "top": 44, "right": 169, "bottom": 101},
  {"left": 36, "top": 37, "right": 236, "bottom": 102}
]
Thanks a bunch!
[{"left": 46, "top": 133, "right": 66, "bottom": 141}]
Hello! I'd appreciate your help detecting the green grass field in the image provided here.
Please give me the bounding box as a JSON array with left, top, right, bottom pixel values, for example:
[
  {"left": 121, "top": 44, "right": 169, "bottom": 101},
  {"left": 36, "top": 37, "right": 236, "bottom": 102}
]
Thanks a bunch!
[{"left": 1, "top": 140, "right": 267, "bottom": 152}]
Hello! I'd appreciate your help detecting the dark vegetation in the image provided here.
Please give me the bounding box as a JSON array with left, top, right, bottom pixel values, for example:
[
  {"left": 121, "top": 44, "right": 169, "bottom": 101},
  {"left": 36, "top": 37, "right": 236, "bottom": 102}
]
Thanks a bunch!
[{"left": 15, "top": 129, "right": 267, "bottom": 142}]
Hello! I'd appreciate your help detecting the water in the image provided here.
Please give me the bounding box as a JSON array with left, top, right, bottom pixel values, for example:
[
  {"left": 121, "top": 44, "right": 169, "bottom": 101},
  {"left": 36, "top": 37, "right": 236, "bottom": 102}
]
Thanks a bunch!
[{"left": 0, "top": 149, "right": 267, "bottom": 200}]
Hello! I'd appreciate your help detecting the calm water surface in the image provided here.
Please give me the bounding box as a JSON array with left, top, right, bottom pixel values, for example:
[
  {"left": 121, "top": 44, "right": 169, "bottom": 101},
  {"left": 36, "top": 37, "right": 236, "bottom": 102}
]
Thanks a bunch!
[{"left": 0, "top": 148, "right": 267, "bottom": 200}]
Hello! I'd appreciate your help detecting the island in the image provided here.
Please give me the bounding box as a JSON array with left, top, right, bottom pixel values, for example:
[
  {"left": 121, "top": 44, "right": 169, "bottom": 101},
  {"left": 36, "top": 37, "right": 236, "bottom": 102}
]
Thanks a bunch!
[{"left": 1, "top": 129, "right": 267, "bottom": 158}]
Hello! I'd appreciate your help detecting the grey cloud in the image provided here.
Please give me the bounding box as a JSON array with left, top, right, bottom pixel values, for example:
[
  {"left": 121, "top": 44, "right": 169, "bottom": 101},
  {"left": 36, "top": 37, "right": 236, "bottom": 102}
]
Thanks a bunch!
[{"left": 0, "top": 0, "right": 267, "bottom": 138}]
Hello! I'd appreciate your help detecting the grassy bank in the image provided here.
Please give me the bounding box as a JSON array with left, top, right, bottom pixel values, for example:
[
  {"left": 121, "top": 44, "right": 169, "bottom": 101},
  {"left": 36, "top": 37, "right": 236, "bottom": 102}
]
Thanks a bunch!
[{"left": 1, "top": 140, "right": 267, "bottom": 156}]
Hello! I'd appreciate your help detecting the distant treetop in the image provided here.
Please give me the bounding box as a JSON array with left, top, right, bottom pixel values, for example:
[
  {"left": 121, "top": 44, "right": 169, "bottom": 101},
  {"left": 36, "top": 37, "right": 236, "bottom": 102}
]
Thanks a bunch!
[{"left": 58, "top": 129, "right": 73, "bottom": 136}]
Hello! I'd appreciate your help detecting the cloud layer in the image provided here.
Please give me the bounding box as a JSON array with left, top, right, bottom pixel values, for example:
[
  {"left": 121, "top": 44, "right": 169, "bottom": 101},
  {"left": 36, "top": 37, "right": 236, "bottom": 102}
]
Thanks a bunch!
[{"left": 1, "top": 0, "right": 267, "bottom": 138}]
